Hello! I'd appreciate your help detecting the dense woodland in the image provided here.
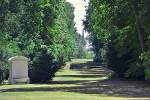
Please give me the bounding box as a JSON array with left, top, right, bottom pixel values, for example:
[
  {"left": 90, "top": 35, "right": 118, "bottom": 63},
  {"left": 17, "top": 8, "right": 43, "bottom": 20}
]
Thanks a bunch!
[
  {"left": 0, "top": 0, "right": 91, "bottom": 83},
  {"left": 83, "top": 0, "right": 150, "bottom": 81}
]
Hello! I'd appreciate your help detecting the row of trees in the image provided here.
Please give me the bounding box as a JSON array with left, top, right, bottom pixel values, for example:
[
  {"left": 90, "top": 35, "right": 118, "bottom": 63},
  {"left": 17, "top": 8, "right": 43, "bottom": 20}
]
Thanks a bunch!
[
  {"left": 83, "top": 0, "right": 150, "bottom": 81},
  {"left": 0, "top": 0, "right": 89, "bottom": 83}
]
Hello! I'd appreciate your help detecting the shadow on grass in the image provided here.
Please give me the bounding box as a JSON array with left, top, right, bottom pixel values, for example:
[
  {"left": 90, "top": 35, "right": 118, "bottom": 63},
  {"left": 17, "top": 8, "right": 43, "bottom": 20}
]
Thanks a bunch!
[
  {"left": 56, "top": 75, "right": 105, "bottom": 78},
  {"left": 1, "top": 79, "right": 150, "bottom": 98},
  {"left": 1, "top": 63, "right": 150, "bottom": 98}
]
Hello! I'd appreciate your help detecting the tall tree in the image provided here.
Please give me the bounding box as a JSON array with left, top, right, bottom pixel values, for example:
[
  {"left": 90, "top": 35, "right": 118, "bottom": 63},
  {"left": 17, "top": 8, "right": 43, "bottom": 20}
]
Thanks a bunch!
[
  {"left": 0, "top": 0, "right": 81, "bottom": 83},
  {"left": 83, "top": 0, "right": 150, "bottom": 80}
]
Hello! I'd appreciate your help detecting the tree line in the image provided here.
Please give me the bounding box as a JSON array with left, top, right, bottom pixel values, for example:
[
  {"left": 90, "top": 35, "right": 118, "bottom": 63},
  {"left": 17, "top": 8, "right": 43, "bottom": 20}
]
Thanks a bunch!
[
  {"left": 83, "top": 0, "right": 150, "bottom": 81},
  {"left": 0, "top": 0, "right": 91, "bottom": 83}
]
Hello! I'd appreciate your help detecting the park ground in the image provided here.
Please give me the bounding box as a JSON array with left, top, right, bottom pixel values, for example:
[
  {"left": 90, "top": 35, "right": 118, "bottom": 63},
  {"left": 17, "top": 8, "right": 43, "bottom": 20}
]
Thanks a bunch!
[{"left": 0, "top": 59, "right": 150, "bottom": 100}]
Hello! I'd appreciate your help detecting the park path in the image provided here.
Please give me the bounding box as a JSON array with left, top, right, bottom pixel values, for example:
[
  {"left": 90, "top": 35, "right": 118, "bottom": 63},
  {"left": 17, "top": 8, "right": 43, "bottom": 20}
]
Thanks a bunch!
[
  {"left": 0, "top": 60, "right": 150, "bottom": 100},
  {"left": 53, "top": 62, "right": 150, "bottom": 98}
]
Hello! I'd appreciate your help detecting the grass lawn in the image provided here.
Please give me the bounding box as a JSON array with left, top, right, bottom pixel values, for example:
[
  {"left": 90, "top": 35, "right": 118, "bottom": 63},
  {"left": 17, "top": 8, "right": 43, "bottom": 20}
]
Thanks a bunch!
[
  {"left": 70, "top": 59, "right": 93, "bottom": 64},
  {"left": 0, "top": 59, "right": 150, "bottom": 100}
]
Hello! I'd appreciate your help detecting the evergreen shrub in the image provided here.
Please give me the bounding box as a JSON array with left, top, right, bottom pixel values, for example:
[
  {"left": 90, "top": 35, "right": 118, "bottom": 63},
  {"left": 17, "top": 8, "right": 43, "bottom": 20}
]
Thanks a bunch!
[
  {"left": 28, "top": 48, "right": 61, "bottom": 83},
  {"left": 105, "top": 43, "right": 132, "bottom": 77}
]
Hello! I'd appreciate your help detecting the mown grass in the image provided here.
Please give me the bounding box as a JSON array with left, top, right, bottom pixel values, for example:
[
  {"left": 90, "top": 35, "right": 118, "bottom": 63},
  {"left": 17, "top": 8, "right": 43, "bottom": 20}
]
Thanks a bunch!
[
  {"left": 0, "top": 59, "right": 150, "bottom": 100},
  {"left": 70, "top": 59, "right": 93, "bottom": 64}
]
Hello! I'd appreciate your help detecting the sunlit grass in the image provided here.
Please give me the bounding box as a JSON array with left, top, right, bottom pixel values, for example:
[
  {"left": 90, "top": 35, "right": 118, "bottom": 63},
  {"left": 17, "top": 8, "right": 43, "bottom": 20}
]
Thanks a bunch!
[
  {"left": 71, "top": 59, "right": 93, "bottom": 64},
  {"left": 61, "top": 59, "right": 93, "bottom": 70},
  {"left": 0, "top": 84, "right": 149, "bottom": 100},
  {"left": 54, "top": 69, "right": 106, "bottom": 82},
  {"left": 0, "top": 59, "right": 150, "bottom": 100},
  {"left": 0, "top": 91, "right": 132, "bottom": 100}
]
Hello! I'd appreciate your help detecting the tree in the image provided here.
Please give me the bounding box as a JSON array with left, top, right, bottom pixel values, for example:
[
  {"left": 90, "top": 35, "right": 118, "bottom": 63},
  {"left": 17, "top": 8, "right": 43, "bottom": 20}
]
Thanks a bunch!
[
  {"left": 83, "top": 0, "right": 150, "bottom": 80},
  {"left": 29, "top": 48, "right": 60, "bottom": 83},
  {"left": 0, "top": 0, "right": 23, "bottom": 83},
  {"left": 0, "top": 0, "right": 80, "bottom": 83}
]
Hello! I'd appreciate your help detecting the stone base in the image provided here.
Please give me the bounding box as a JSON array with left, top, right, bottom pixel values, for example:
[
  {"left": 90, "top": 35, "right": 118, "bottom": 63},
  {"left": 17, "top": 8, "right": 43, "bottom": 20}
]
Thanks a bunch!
[{"left": 8, "top": 77, "right": 30, "bottom": 85}]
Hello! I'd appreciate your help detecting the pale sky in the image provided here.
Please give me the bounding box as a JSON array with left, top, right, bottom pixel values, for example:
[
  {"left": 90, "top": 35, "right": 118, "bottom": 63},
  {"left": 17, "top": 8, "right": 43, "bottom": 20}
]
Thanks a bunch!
[{"left": 66, "top": 0, "right": 89, "bottom": 38}]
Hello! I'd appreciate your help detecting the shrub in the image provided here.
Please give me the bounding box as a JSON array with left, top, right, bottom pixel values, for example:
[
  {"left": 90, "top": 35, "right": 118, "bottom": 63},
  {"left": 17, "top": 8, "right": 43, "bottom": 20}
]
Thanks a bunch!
[
  {"left": 0, "top": 46, "right": 10, "bottom": 83},
  {"left": 105, "top": 43, "right": 132, "bottom": 77},
  {"left": 28, "top": 48, "right": 61, "bottom": 83},
  {"left": 93, "top": 56, "right": 103, "bottom": 63},
  {"left": 0, "top": 69, "right": 4, "bottom": 83}
]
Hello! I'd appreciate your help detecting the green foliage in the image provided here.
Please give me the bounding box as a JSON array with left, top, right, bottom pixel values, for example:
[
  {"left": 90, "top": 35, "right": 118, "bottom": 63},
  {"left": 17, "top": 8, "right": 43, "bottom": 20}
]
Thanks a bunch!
[
  {"left": 106, "top": 72, "right": 115, "bottom": 79},
  {"left": 139, "top": 51, "right": 150, "bottom": 80},
  {"left": 77, "top": 44, "right": 87, "bottom": 59},
  {"left": 0, "top": 42, "right": 22, "bottom": 83},
  {"left": 105, "top": 42, "right": 132, "bottom": 77},
  {"left": 28, "top": 48, "right": 60, "bottom": 83},
  {"left": 75, "top": 34, "right": 89, "bottom": 59},
  {"left": 83, "top": 0, "right": 150, "bottom": 79},
  {"left": 0, "top": 0, "right": 80, "bottom": 83},
  {"left": 139, "top": 0, "right": 150, "bottom": 31},
  {"left": 125, "top": 61, "right": 145, "bottom": 79},
  {"left": 86, "top": 52, "right": 95, "bottom": 59}
]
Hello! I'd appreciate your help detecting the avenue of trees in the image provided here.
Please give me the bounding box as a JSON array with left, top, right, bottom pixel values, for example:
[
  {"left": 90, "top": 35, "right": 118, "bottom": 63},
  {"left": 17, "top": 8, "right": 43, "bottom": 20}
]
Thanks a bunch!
[
  {"left": 83, "top": 0, "right": 150, "bottom": 81},
  {"left": 0, "top": 0, "right": 90, "bottom": 83},
  {"left": 2, "top": 0, "right": 149, "bottom": 84}
]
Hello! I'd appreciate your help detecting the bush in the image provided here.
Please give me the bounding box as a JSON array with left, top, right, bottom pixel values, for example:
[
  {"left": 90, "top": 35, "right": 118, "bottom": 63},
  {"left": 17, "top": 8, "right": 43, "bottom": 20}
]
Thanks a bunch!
[
  {"left": 77, "top": 44, "right": 87, "bottom": 58},
  {"left": 105, "top": 43, "right": 132, "bottom": 77},
  {"left": 28, "top": 48, "right": 61, "bottom": 83},
  {"left": 0, "top": 43, "right": 22, "bottom": 83},
  {"left": 0, "top": 46, "right": 10, "bottom": 83},
  {"left": 0, "top": 69, "right": 4, "bottom": 83},
  {"left": 93, "top": 56, "right": 103, "bottom": 63}
]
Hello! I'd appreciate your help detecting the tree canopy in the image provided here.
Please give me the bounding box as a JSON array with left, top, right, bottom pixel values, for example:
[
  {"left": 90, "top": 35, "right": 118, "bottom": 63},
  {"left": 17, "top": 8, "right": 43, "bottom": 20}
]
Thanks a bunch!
[
  {"left": 83, "top": 0, "right": 150, "bottom": 81},
  {"left": 0, "top": 0, "right": 89, "bottom": 83}
]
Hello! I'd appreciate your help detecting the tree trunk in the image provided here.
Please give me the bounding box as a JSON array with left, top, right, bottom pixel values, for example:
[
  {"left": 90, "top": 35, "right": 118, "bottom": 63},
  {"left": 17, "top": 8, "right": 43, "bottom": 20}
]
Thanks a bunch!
[
  {"left": 133, "top": 3, "right": 150, "bottom": 82},
  {"left": 148, "top": 28, "right": 150, "bottom": 83},
  {"left": 148, "top": 29, "right": 150, "bottom": 50},
  {"left": 133, "top": 5, "right": 146, "bottom": 53}
]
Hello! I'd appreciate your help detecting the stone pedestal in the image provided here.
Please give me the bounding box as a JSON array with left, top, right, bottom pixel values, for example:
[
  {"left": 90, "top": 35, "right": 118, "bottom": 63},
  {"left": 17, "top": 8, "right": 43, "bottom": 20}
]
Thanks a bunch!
[{"left": 8, "top": 56, "right": 30, "bottom": 85}]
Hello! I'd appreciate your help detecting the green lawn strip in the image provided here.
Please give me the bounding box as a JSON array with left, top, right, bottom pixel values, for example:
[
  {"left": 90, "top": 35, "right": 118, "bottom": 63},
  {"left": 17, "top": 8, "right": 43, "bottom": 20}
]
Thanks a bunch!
[
  {"left": 54, "top": 69, "right": 106, "bottom": 85},
  {"left": 1, "top": 91, "right": 149, "bottom": 100},
  {"left": 0, "top": 91, "right": 133, "bottom": 100},
  {"left": 71, "top": 59, "right": 93, "bottom": 64},
  {"left": 0, "top": 59, "right": 149, "bottom": 100}
]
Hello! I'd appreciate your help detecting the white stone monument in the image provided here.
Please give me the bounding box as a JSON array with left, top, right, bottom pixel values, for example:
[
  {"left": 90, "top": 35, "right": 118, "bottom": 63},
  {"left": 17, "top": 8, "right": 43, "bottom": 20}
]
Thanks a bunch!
[{"left": 8, "top": 56, "right": 30, "bottom": 85}]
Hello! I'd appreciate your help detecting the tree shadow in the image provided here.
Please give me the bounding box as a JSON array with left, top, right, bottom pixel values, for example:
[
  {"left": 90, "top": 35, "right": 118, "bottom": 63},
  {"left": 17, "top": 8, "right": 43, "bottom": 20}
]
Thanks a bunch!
[
  {"left": 73, "top": 67, "right": 113, "bottom": 76},
  {"left": 1, "top": 62, "right": 150, "bottom": 98},
  {"left": 56, "top": 75, "right": 105, "bottom": 78},
  {"left": 1, "top": 79, "right": 150, "bottom": 98}
]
